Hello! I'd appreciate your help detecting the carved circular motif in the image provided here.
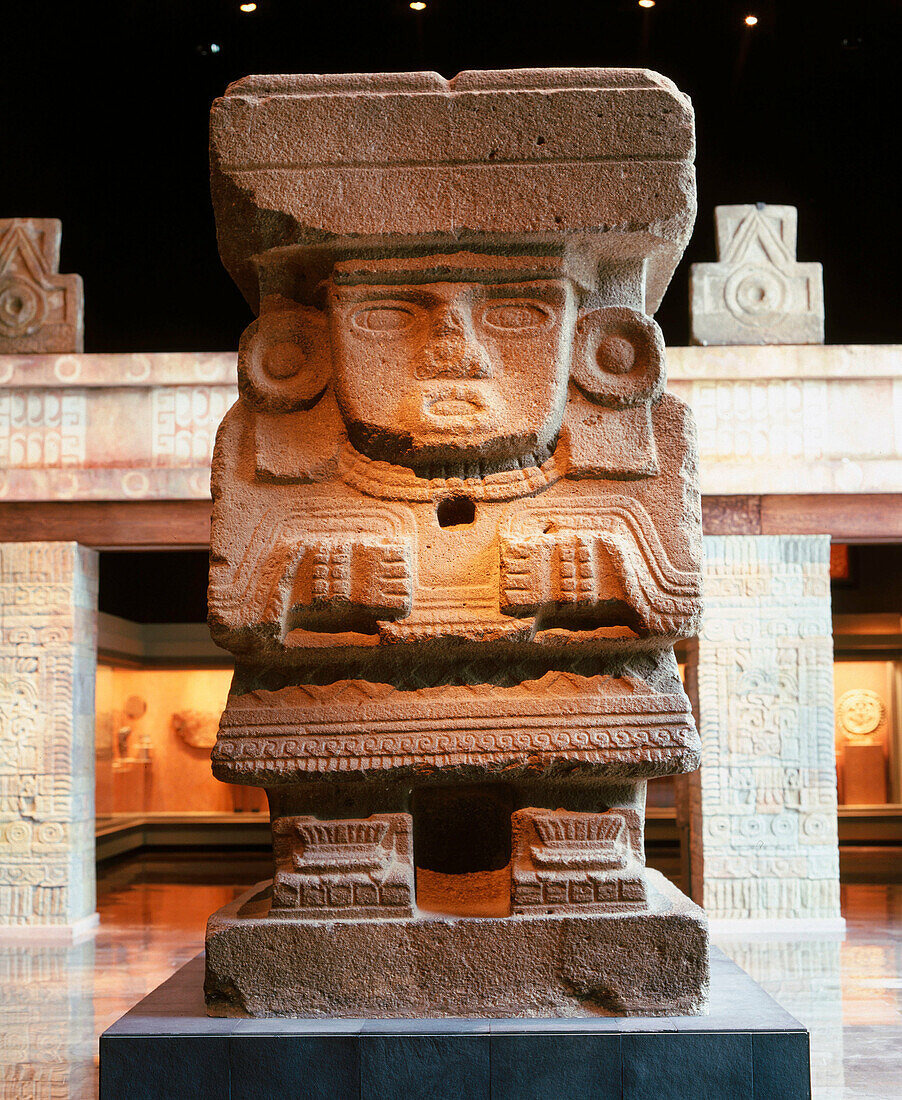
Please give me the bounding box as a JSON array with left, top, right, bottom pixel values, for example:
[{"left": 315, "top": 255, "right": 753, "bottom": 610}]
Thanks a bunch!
[
  {"left": 572, "top": 306, "right": 664, "bottom": 408},
  {"left": 124, "top": 695, "right": 147, "bottom": 721},
  {"left": 595, "top": 334, "right": 637, "bottom": 375},
  {"left": 0, "top": 274, "right": 46, "bottom": 337},
  {"left": 239, "top": 308, "right": 330, "bottom": 412},
  {"left": 724, "top": 265, "right": 787, "bottom": 325},
  {"left": 121, "top": 471, "right": 151, "bottom": 498},
  {"left": 837, "top": 689, "right": 885, "bottom": 739},
  {"left": 54, "top": 356, "right": 82, "bottom": 383},
  {"left": 37, "top": 822, "right": 65, "bottom": 845},
  {"left": 5, "top": 821, "right": 31, "bottom": 845}
]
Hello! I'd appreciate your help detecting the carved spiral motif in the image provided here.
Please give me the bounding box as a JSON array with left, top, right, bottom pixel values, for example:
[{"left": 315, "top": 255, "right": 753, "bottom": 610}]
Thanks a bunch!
[
  {"left": 0, "top": 275, "right": 46, "bottom": 337},
  {"left": 724, "top": 265, "right": 788, "bottom": 325}
]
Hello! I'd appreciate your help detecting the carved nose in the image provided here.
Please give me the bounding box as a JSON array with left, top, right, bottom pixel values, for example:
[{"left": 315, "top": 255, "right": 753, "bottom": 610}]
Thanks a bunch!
[
  {"left": 434, "top": 309, "right": 465, "bottom": 338},
  {"left": 419, "top": 336, "right": 492, "bottom": 379},
  {"left": 419, "top": 308, "right": 492, "bottom": 379}
]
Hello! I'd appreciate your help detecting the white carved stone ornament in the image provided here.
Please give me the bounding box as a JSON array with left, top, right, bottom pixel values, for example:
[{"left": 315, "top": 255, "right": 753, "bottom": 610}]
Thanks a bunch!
[
  {"left": 690, "top": 204, "right": 824, "bottom": 346},
  {"left": 836, "top": 689, "right": 885, "bottom": 743}
]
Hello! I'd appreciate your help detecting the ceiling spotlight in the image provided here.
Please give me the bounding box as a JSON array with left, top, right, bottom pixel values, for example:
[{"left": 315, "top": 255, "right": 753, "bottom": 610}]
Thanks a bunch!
[
  {"left": 239, "top": 3, "right": 257, "bottom": 11},
  {"left": 744, "top": 14, "right": 758, "bottom": 25},
  {"left": 638, "top": 1, "right": 655, "bottom": 8},
  {"left": 409, "top": 2, "right": 426, "bottom": 9},
  {"left": 210, "top": 43, "right": 221, "bottom": 53}
]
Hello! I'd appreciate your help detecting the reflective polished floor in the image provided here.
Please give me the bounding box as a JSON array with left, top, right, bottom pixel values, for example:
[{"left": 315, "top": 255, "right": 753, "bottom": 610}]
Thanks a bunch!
[{"left": 0, "top": 853, "right": 899, "bottom": 1099}]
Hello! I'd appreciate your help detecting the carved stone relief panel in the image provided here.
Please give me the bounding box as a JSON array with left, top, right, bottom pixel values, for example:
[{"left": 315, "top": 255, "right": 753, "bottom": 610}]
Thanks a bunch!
[
  {"left": 0, "top": 542, "right": 98, "bottom": 926},
  {"left": 691, "top": 534, "right": 840, "bottom": 921},
  {"left": 272, "top": 813, "right": 414, "bottom": 918}
]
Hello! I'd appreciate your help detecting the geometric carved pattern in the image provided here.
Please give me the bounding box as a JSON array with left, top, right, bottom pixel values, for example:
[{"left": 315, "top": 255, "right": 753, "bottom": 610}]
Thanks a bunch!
[
  {"left": 271, "top": 813, "right": 413, "bottom": 918},
  {"left": 0, "top": 353, "right": 237, "bottom": 502},
  {"left": 213, "top": 672, "right": 700, "bottom": 782},
  {"left": 0, "top": 219, "right": 83, "bottom": 355},
  {"left": 690, "top": 204, "right": 824, "bottom": 346},
  {"left": 0, "top": 542, "right": 98, "bottom": 925},
  {"left": 690, "top": 534, "right": 841, "bottom": 920},
  {"left": 511, "top": 807, "right": 646, "bottom": 913}
]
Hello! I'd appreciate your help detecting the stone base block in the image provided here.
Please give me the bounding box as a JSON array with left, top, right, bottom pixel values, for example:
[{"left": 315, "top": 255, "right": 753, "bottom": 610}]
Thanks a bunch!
[
  {"left": 101, "top": 950, "right": 810, "bottom": 1100},
  {"left": 205, "top": 869, "right": 708, "bottom": 1018}
]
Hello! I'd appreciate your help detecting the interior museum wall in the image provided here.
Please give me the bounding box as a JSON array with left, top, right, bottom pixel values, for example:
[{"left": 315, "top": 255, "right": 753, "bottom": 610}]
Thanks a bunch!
[{"left": 94, "top": 666, "right": 260, "bottom": 816}]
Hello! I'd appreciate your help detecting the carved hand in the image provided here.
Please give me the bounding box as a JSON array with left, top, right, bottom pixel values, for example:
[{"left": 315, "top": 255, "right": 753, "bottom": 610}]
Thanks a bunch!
[
  {"left": 270, "top": 538, "right": 414, "bottom": 629},
  {"left": 500, "top": 533, "right": 628, "bottom": 617}
]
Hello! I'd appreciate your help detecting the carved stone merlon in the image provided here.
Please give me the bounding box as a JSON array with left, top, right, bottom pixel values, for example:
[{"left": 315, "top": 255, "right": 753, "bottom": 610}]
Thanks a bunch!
[
  {"left": 690, "top": 204, "right": 824, "bottom": 346},
  {"left": 0, "top": 219, "right": 83, "bottom": 353}
]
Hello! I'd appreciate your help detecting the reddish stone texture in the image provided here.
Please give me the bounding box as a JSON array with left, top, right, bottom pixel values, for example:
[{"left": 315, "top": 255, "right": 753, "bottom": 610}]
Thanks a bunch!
[
  {"left": 205, "top": 68, "right": 708, "bottom": 1016},
  {"left": 0, "top": 219, "right": 83, "bottom": 354}
]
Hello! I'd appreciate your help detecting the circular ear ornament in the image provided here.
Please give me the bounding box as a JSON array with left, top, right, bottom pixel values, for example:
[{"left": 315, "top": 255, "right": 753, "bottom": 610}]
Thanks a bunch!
[
  {"left": 238, "top": 307, "right": 330, "bottom": 412},
  {"left": 571, "top": 306, "right": 665, "bottom": 407}
]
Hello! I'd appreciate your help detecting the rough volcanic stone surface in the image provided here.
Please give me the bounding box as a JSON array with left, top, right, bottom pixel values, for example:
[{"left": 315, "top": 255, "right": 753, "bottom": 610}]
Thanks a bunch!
[
  {"left": 205, "top": 67, "right": 707, "bottom": 1017},
  {"left": 205, "top": 870, "right": 709, "bottom": 1018},
  {"left": 689, "top": 204, "right": 824, "bottom": 346}
]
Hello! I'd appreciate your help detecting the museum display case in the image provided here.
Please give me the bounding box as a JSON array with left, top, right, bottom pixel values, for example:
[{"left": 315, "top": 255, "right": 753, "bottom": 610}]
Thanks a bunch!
[
  {"left": 95, "top": 664, "right": 266, "bottom": 819},
  {"left": 834, "top": 660, "right": 900, "bottom": 807}
]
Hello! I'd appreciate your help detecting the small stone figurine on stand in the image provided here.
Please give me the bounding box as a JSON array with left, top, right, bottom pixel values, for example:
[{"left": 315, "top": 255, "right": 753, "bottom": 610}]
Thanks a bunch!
[{"left": 204, "top": 68, "right": 707, "bottom": 1018}]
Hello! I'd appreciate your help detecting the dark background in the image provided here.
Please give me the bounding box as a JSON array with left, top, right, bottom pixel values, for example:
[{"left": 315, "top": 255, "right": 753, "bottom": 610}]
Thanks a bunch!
[{"left": 2, "top": 0, "right": 900, "bottom": 352}]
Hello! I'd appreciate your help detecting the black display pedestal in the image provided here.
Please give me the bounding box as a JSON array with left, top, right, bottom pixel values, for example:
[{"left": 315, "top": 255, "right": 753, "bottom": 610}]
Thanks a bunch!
[{"left": 100, "top": 948, "right": 810, "bottom": 1100}]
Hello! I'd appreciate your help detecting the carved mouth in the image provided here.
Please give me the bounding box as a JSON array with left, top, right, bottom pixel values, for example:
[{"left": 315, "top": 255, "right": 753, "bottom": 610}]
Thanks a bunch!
[{"left": 423, "top": 388, "right": 487, "bottom": 418}]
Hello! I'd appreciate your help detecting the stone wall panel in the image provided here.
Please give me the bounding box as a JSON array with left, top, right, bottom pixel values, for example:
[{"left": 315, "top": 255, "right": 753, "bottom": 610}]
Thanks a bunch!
[
  {"left": 692, "top": 534, "right": 841, "bottom": 922},
  {"left": 0, "top": 542, "right": 98, "bottom": 926}
]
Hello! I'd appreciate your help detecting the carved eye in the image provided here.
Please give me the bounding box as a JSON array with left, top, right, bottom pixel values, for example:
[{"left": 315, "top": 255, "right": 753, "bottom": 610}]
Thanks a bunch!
[
  {"left": 352, "top": 306, "right": 415, "bottom": 333},
  {"left": 482, "top": 303, "right": 550, "bottom": 331}
]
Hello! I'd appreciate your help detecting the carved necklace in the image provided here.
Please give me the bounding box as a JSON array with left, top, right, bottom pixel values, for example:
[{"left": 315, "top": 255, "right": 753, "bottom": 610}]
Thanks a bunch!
[{"left": 339, "top": 440, "right": 564, "bottom": 502}]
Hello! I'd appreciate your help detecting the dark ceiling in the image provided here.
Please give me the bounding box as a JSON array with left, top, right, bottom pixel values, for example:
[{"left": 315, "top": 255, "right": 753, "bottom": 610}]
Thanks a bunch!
[{"left": 2, "top": 0, "right": 899, "bottom": 352}]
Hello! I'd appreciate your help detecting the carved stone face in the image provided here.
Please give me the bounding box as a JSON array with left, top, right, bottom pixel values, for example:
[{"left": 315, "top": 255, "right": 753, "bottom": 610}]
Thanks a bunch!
[{"left": 328, "top": 276, "right": 575, "bottom": 466}]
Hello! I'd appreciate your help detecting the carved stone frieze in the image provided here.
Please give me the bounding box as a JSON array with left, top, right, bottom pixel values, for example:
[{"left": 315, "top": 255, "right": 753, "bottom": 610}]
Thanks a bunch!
[{"left": 213, "top": 672, "right": 699, "bottom": 782}]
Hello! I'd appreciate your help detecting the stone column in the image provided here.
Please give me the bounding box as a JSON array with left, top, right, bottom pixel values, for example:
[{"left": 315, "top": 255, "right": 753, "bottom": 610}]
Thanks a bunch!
[
  {"left": 0, "top": 542, "right": 98, "bottom": 935},
  {"left": 689, "top": 534, "right": 842, "bottom": 928}
]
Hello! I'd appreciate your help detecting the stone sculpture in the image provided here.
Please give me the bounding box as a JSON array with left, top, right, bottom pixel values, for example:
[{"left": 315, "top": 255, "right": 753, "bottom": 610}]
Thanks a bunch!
[
  {"left": 689, "top": 204, "right": 824, "bottom": 345},
  {"left": 0, "top": 219, "right": 83, "bottom": 354},
  {"left": 171, "top": 710, "right": 219, "bottom": 750},
  {"left": 204, "top": 68, "right": 708, "bottom": 1017}
]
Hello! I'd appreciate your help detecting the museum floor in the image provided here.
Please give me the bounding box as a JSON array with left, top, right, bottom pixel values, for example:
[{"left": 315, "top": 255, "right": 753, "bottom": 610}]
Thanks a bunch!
[{"left": 1, "top": 854, "right": 899, "bottom": 1100}]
